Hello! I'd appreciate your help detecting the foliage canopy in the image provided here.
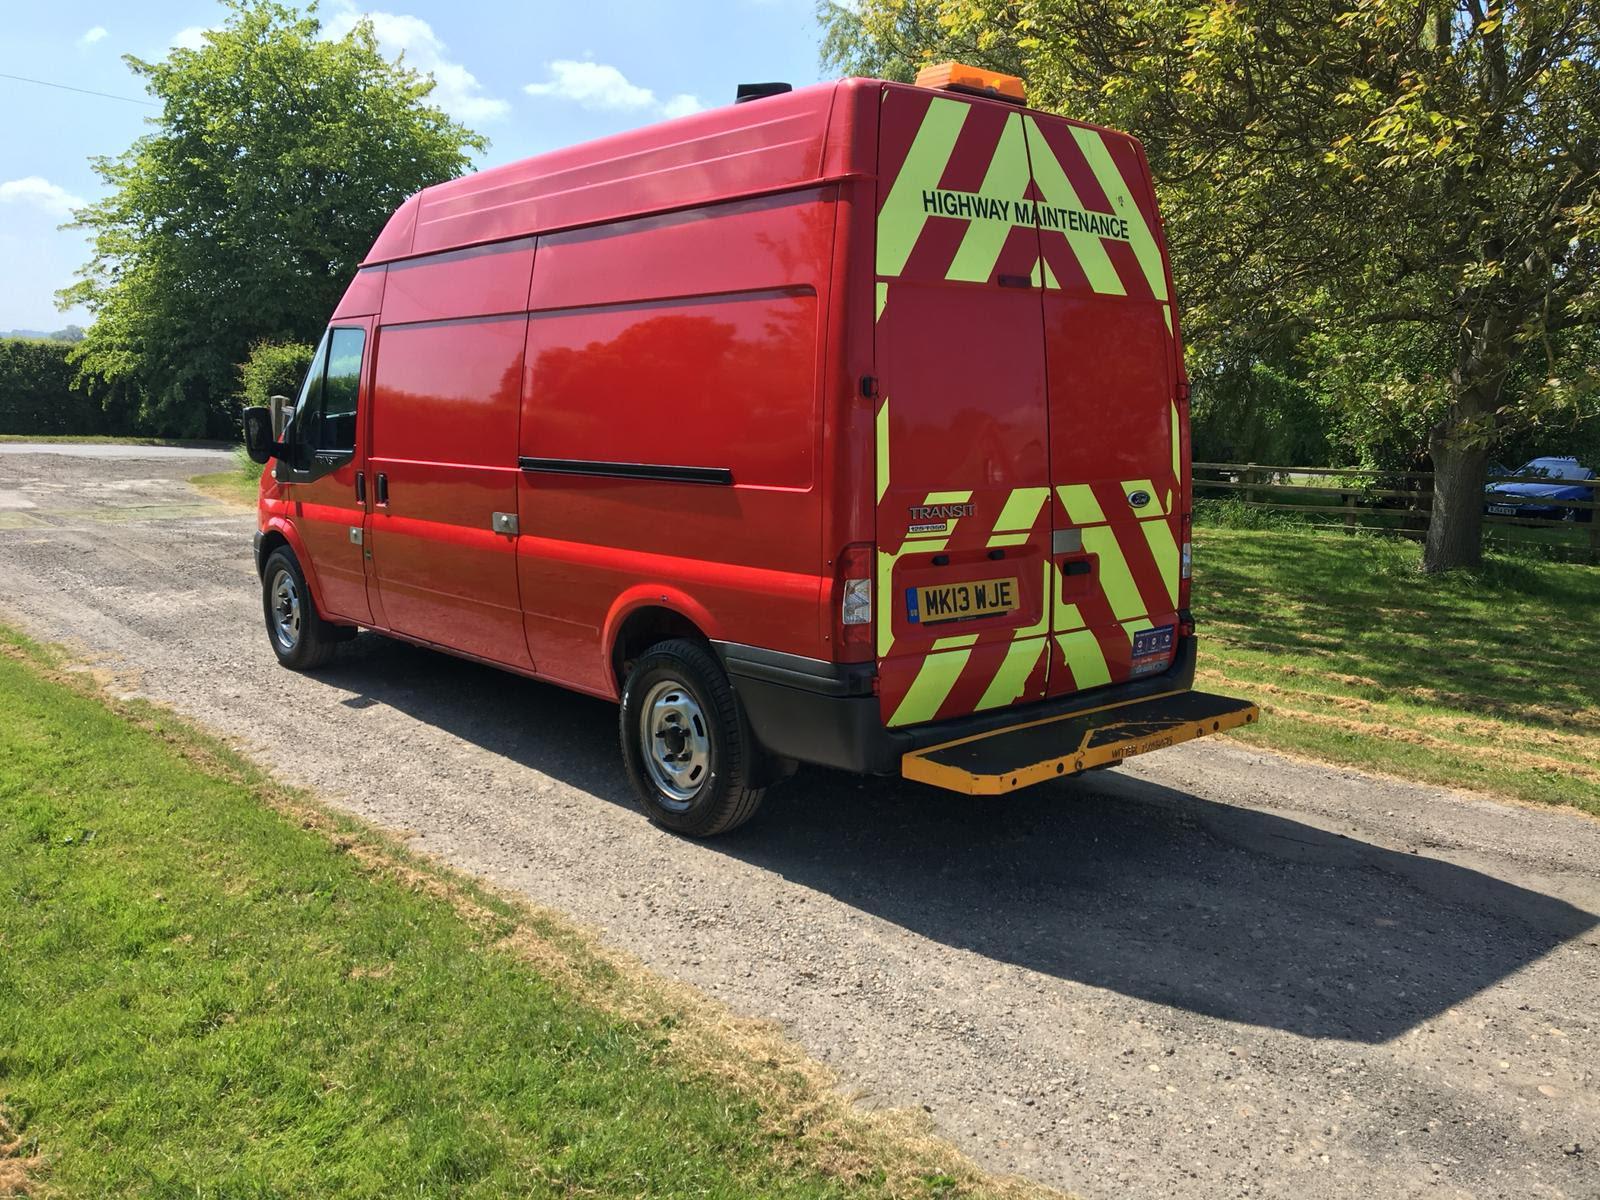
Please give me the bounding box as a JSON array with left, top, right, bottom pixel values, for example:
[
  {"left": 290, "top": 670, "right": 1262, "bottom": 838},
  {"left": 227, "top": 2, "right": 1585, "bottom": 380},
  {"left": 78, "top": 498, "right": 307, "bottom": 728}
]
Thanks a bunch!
[
  {"left": 821, "top": 0, "right": 1600, "bottom": 569},
  {"left": 61, "top": 0, "right": 485, "bottom": 437}
]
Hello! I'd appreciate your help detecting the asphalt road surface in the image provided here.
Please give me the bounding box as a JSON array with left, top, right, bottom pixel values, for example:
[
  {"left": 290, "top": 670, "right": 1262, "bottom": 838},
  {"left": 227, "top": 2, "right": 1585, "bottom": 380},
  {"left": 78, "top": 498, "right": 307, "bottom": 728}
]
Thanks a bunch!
[{"left": 2, "top": 444, "right": 1597, "bottom": 1200}]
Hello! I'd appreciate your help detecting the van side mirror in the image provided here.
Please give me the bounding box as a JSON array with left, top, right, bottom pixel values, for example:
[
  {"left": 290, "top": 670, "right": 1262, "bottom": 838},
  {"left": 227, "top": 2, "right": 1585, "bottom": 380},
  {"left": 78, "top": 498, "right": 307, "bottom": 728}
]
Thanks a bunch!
[{"left": 242, "top": 406, "right": 284, "bottom": 465}]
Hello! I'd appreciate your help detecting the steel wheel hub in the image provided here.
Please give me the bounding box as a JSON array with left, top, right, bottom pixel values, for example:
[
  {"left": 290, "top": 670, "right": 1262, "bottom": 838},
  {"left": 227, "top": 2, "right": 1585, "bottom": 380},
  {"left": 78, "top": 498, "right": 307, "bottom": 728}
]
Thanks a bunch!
[
  {"left": 270, "top": 568, "right": 301, "bottom": 651},
  {"left": 640, "top": 678, "right": 710, "bottom": 808}
]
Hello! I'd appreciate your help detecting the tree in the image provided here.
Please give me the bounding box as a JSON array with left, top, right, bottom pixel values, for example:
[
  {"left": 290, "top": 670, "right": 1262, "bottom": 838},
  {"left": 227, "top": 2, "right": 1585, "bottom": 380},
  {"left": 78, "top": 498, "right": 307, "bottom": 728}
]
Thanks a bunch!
[
  {"left": 61, "top": 0, "right": 486, "bottom": 437},
  {"left": 824, "top": 1, "right": 1600, "bottom": 571}
]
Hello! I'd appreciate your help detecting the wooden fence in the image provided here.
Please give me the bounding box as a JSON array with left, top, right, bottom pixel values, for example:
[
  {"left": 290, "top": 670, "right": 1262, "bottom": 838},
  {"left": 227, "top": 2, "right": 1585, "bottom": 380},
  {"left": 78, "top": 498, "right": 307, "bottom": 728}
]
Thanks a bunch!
[{"left": 1193, "top": 462, "right": 1600, "bottom": 563}]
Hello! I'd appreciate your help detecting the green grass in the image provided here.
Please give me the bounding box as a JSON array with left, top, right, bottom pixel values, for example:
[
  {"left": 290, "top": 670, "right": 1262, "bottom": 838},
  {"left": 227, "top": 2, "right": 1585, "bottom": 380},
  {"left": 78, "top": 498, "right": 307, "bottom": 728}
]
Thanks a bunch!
[
  {"left": 189, "top": 448, "right": 262, "bottom": 505},
  {"left": 1193, "top": 527, "right": 1600, "bottom": 814},
  {"left": 0, "top": 631, "right": 1008, "bottom": 1200},
  {"left": 1195, "top": 493, "right": 1598, "bottom": 562}
]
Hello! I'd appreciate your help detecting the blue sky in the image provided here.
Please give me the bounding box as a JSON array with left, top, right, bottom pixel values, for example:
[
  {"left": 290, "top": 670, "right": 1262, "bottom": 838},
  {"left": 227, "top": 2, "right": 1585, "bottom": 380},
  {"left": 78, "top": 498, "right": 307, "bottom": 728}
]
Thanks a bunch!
[{"left": 0, "top": 0, "right": 831, "bottom": 331}]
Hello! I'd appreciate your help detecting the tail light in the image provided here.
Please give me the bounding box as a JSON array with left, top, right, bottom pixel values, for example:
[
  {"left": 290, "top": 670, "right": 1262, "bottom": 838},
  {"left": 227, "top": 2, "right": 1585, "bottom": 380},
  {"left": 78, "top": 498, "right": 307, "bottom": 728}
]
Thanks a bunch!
[{"left": 835, "top": 542, "right": 872, "bottom": 650}]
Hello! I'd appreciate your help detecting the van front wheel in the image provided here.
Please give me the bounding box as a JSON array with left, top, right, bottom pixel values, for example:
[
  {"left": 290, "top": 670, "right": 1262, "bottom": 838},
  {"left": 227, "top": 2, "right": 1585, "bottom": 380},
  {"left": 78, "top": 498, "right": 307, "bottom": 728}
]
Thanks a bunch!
[
  {"left": 261, "top": 547, "right": 340, "bottom": 671},
  {"left": 619, "top": 639, "right": 766, "bottom": 837}
]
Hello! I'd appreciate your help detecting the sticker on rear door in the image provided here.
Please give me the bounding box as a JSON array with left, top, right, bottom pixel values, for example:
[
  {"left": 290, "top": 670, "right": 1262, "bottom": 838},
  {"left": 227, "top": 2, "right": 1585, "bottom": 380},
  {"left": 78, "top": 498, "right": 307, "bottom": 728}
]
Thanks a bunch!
[{"left": 1130, "top": 623, "right": 1175, "bottom": 675}]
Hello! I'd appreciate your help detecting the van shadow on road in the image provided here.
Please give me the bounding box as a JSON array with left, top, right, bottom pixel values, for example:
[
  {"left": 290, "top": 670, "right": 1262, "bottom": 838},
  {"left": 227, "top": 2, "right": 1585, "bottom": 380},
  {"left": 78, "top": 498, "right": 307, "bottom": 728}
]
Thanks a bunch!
[{"left": 322, "top": 634, "right": 1598, "bottom": 1045}]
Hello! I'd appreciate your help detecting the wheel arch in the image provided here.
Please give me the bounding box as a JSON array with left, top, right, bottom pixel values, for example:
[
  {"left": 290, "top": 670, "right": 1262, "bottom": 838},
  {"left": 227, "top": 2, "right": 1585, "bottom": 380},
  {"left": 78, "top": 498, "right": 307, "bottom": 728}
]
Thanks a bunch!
[
  {"left": 257, "top": 517, "right": 330, "bottom": 616},
  {"left": 603, "top": 587, "right": 721, "bottom": 695}
]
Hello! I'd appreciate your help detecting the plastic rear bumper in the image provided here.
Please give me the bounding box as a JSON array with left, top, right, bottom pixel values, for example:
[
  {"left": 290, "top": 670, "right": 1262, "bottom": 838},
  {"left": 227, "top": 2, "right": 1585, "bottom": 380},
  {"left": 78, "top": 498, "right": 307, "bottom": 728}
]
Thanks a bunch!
[{"left": 715, "top": 635, "right": 1201, "bottom": 776}]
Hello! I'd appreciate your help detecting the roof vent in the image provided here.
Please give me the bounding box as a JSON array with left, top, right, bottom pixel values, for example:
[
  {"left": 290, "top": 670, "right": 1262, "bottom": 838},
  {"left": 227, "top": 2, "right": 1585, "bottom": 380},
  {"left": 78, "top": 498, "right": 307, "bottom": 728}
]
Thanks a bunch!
[{"left": 735, "top": 82, "right": 792, "bottom": 104}]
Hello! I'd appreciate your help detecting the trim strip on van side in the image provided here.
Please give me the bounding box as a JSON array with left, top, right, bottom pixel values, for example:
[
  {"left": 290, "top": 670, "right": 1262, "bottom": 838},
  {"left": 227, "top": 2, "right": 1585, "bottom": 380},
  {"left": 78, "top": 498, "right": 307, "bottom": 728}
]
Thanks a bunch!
[{"left": 518, "top": 456, "right": 733, "bottom": 485}]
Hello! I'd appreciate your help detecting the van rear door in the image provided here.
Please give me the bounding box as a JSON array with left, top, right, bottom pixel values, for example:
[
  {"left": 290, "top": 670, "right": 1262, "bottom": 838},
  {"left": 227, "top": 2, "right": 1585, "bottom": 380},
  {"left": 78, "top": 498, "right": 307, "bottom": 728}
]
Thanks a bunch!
[
  {"left": 1023, "top": 115, "right": 1183, "bottom": 697},
  {"left": 873, "top": 87, "right": 1054, "bottom": 728},
  {"left": 873, "top": 87, "right": 1185, "bottom": 728}
]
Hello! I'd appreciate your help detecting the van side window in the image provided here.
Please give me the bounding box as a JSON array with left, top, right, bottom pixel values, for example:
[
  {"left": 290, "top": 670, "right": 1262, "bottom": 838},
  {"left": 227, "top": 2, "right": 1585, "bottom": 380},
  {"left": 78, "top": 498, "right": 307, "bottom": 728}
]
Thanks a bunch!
[
  {"left": 320, "top": 329, "right": 365, "bottom": 453},
  {"left": 292, "top": 327, "right": 365, "bottom": 473}
]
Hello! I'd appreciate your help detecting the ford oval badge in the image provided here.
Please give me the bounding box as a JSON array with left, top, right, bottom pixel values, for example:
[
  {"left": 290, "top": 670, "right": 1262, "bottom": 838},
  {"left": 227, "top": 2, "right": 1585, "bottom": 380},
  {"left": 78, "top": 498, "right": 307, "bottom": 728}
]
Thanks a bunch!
[{"left": 1127, "top": 489, "right": 1152, "bottom": 509}]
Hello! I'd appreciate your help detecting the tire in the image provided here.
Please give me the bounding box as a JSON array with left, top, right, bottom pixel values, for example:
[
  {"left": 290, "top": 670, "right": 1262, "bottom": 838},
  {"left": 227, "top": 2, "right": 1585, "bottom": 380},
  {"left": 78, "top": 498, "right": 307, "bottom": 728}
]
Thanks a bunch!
[
  {"left": 261, "top": 546, "right": 341, "bottom": 671},
  {"left": 619, "top": 638, "right": 767, "bottom": 837}
]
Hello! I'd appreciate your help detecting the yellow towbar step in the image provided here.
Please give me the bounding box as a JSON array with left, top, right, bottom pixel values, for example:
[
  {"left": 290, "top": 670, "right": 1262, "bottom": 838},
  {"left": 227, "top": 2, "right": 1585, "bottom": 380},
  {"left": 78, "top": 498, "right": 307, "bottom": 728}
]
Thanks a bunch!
[{"left": 901, "top": 689, "right": 1259, "bottom": 796}]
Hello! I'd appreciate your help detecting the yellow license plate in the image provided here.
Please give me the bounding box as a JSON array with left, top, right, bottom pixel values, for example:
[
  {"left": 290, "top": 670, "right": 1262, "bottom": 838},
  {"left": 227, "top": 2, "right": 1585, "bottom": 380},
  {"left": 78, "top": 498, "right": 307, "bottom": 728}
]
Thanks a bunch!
[{"left": 908, "top": 577, "right": 1019, "bottom": 624}]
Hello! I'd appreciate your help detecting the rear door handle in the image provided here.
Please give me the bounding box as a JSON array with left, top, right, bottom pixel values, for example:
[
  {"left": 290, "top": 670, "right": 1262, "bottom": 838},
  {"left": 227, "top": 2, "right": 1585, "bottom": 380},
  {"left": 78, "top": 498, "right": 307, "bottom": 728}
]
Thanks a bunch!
[
  {"left": 355, "top": 471, "right": 366, "bottom": 504},
  {"left": 375, "top": 473, "right": 389, "bottom": 506}
]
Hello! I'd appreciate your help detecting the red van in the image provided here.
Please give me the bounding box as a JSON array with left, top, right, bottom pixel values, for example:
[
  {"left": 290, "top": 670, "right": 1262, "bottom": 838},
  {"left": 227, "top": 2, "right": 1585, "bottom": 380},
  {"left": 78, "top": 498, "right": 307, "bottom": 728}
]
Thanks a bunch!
[{"left": 243, "top": 65, "right": 1257, "bottom": 836}]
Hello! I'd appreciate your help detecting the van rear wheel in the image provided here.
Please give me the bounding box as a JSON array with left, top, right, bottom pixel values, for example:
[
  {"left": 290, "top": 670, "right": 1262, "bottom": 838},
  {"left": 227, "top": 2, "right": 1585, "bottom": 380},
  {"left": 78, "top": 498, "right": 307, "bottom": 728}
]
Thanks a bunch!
[
  {"left": 261, "top": 547, "right": 340, "bottom": 671},
  {"left": 619, "top": 639, "right": 766, "bottom": 837}
]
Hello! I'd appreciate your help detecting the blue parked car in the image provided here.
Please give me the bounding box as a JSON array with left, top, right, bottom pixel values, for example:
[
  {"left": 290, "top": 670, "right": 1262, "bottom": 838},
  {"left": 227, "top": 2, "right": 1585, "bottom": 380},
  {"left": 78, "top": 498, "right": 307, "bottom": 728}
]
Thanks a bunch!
[{"left": 1484, "top": 457, "right": 1596, "bottom": 522}]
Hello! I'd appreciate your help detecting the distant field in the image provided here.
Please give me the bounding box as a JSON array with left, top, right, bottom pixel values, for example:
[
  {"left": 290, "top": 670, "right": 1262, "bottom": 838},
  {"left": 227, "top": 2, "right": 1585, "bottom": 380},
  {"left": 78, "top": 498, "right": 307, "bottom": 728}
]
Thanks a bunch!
[{"left": 1193, "top": 527, "right": 1599, "bottom": 815}]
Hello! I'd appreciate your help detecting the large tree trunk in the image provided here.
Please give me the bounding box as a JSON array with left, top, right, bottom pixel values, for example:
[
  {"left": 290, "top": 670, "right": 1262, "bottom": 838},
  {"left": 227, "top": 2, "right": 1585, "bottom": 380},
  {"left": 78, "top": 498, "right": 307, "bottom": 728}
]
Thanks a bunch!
[
  {"left": 1423, "top": 311, "right": 1508, "bottom": 574},
  {"left": 1422, "top": 425, "right": 1489, "bottom": 572}
]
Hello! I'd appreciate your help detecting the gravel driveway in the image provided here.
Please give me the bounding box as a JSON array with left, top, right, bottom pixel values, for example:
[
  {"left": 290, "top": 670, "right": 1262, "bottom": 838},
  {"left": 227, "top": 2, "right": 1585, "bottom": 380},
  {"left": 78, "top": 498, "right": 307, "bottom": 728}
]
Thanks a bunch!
[{"left": 2, "top": 445, "right": 1597, "bottom": 1200}]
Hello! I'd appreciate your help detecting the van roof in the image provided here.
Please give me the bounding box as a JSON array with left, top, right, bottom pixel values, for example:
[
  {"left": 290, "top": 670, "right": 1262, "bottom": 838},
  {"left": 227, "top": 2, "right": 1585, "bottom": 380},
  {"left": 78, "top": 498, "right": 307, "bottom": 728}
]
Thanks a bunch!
[
  {"left": 363, "top": 78, "right": 874, "bottom": 265},
  {"left": 361, "top": 78, "right": 1149, "bottom": 267}
]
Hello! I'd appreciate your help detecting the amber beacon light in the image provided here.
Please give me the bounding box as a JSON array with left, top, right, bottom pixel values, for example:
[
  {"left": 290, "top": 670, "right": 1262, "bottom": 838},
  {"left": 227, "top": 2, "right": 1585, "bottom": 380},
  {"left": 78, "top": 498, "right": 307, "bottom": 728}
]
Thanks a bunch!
[{"left": 913, "top": 61, "right": 1027, "bottom": 103}]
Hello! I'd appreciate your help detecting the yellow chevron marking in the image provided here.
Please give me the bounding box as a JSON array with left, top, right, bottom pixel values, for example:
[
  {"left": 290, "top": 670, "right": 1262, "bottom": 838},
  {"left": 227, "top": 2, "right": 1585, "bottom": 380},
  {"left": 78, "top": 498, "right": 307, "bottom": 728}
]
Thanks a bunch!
[
  {"left": 875, "top": 397, "right": 891, "bottom": 504},
  {"left": 986, "top": 531, "right": 1032, "bottom": 548},
  {"left": 878, "top": 98, "right": 970, "bottom": 278},
  {"left": 1140, "top": 514, "right": 1181, "bottom": 608},
  {"left": 932, "top": 633, "right": 981, "bottom": 650},
  {"left": 1121, "top": 617, "right": 1154, "bottom": 643},
  {"left": 976, "top": 636, "right": 1046, "bottom": 711},
  {"left": 1170, "top": 400, "right": 1180, "bottom": 482},
  {"left": 1023, "top": 117, "right": 1125, "bottom": 297},
  {"left": 876, "top": 281, "right": 888, "bottom": 322},
  {"left": 991, "top": 486, "right": 1049, "bottom": 535},
  {"left": 1067, "top": 126, "right": 1169, "bottom": 304},
  {"left": 946, "top": 112, "right": 1032, "bottom": 283},
  {"left": 1052, "top": 565, "right": 1088, "bottom": 631},
  {"left": 1162, "top": 305, "right": 1173, "bottom": 335},
  {"left": 1121, "top": 477, "right": 1168, "bottom": 516},
  {"left": 1081, "top": 525, "right": 1145, "bottom": 621},
  {"left": 889, "top": 646, "right": 972, "bottom": 727},
  {"left": 1057, "top": 483, "right": 1107, "bottom": 526},
  {"left": 1056, "top": 628, "right": 1111, "bottom": 689}
]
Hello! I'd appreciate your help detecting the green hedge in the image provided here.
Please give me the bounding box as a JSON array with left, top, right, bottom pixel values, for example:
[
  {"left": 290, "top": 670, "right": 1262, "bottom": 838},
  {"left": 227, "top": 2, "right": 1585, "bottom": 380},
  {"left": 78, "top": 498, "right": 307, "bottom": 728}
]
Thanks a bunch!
[
  {"left": 237, "top": 340, "right": 315, "bottom": 408},
  {"left": 0, "top": 339, "right": 113, "bottom": 435}
]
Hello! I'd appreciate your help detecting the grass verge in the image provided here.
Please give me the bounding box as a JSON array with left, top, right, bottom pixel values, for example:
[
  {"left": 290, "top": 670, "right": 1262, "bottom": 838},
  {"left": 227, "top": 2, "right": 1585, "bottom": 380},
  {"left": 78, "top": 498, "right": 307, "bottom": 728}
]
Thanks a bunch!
[
  {"left": 0, "top": 628, "right": 1044, "bottom": 1200},
  {"left": 189, "top": 447, "right": 263, "bottom": 505},
  {"left": 1193, "top": 527, "right": 1600, "bottom": 816}
]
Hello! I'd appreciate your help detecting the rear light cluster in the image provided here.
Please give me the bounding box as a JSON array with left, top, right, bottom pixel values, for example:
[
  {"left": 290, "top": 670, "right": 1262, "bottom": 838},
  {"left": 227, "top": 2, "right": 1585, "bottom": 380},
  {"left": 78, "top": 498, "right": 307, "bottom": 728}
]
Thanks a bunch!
[{"left": 836, "top": 542, "right": 872, "bottom": 648}]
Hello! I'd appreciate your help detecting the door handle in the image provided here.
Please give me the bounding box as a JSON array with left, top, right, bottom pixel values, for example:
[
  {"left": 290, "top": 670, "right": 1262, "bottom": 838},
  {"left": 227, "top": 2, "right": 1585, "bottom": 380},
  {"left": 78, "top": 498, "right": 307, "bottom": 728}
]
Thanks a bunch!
[
  {"left": 375, "top": 473, "right": 389, "bottom": 506},
  {"left": 355, "top": 471, "right": 365, "bottom": 504}
]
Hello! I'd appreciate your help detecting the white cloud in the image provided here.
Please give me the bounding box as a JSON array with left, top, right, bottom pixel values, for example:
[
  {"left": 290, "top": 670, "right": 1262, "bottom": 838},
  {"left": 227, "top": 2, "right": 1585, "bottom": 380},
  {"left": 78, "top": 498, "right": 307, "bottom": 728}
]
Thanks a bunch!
[
  {"left": 78, "top": 25, "right": 108, "bottom": 47},
  {"left": 323, "top": 8, "right": 509, "bottom": 124},
  {"left": 524, "top": 61, "right": 704, "bottom": 120},
  {"left": 0, "top": 177, "right": 85, "bottom": 220},
  {"left": 170, "top": 25, "right": 210, "bottom": 51},
  {"left": 525, "top": 61, "right": 654, "bottom": 111},
  {"left": 660, "top": 93, "right": 705, "bottom": 120}
]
